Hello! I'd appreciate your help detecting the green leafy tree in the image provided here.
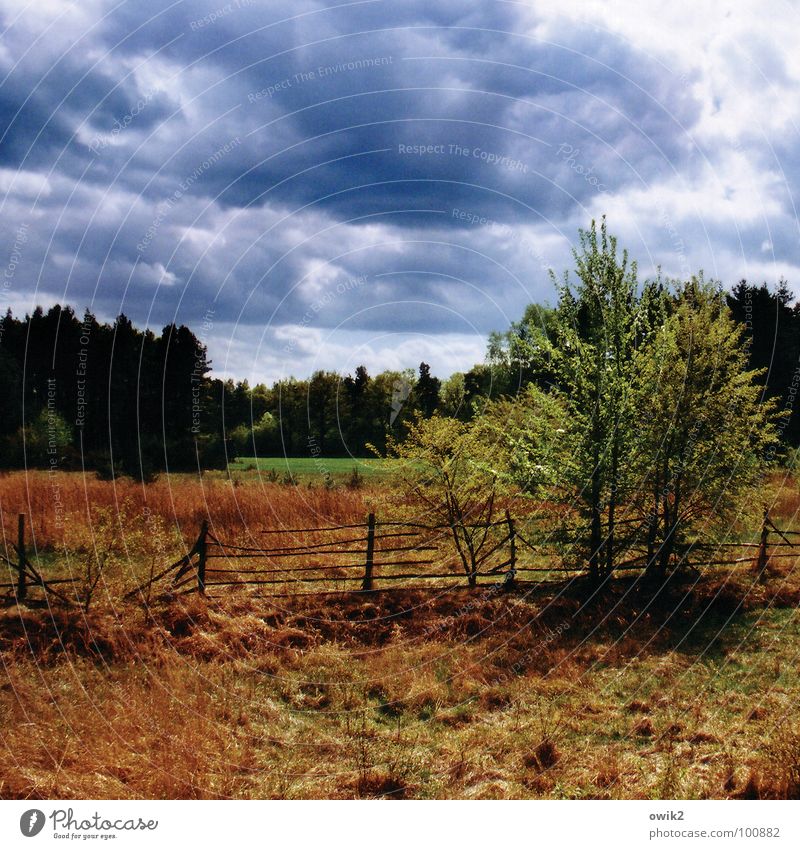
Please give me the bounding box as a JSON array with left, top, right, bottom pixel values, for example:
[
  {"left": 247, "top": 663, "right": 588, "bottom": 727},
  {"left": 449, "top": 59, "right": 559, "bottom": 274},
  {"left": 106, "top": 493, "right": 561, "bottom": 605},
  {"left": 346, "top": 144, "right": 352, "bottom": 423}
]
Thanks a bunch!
[
  {"left": 22, "top": 408, "right": 73, "bottom": 467},
  {"left": 385, "top": 415, "right": 502, "bottom": 586},
  {"left": 477, "top": 384, "right": 566, "bottom": 498},
  {"left": 633, "top": 279, "right": 782, "bottom": 573},
  {"left": 229, "top": 411, "right": 280, "bottom": 458},
  {"left": 545, "top": 218, "right": 662, "bottom": 580},
  {"left": 439, "top": 372, "right": 466, "bottom": 419},
  {"left": 487, "top": 303, "right": 559, "bottom": 394},
  {"left": 490, "top": 224, "right": 782, "bottom": 583}
]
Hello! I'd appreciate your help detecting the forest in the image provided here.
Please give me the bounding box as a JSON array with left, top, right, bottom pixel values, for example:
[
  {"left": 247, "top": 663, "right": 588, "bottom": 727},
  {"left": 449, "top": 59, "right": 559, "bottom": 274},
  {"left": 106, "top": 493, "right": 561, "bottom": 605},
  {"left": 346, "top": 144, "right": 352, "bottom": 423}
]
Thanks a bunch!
[{"left": 0, "top": 229, "right": 798, "bottom": 480}]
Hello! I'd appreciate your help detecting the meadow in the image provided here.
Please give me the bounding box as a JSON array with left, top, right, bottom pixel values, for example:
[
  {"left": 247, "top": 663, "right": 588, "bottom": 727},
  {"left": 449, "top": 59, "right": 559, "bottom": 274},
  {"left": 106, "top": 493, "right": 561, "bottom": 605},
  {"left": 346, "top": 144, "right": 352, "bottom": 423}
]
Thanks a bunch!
[
  {"left": 1, "top": 470, "right": 799, "bottom": 799},
  {"left": 227, "top": 456, "right": 389, "bottom": 482}
]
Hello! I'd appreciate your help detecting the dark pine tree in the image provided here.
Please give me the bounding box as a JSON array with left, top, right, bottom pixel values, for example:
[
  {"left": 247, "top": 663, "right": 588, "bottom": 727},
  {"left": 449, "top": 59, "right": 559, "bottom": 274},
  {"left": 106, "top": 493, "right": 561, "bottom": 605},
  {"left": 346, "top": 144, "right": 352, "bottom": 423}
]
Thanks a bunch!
[{"left": 414, "top": 362, "right": 441, "bottom": 418}]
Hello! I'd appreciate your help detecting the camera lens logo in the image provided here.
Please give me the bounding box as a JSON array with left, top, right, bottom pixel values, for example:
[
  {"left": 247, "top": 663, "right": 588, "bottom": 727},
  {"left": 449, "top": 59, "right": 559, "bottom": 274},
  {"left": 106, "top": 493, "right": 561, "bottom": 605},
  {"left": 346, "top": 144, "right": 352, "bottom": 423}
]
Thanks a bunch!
[{"left": 20, "top": 810, "right": 46, "bottom": 837}]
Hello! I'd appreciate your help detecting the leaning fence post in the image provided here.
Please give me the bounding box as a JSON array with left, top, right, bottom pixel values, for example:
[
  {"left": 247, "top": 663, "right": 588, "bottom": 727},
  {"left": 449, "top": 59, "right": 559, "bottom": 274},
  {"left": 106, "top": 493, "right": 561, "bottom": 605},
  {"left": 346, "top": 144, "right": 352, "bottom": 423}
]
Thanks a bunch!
[
  {"left": 16, "top": 513, "right": 26, "bottom": 602},
  {"left": 756, "top": 509, "right": 769, "bottom": 573},
  {"left": 361, "top": 513, "right": 376, "bottom": 591},
  {"left": 505, "top": 509, "right": 516, "bottom": 589},
  {"left": 196, "top": 520, "right": 209, "bottom": 594}
]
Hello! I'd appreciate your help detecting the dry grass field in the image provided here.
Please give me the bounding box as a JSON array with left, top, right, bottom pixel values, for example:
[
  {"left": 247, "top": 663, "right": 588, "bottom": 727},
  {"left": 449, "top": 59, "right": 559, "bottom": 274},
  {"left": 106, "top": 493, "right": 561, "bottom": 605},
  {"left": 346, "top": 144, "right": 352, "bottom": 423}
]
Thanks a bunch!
[
  {"left": 1, "top": 471, "right": 800, "bottom": 800},
  {"left": 0, "top": 469, "right": 371, "bottom": 551}
]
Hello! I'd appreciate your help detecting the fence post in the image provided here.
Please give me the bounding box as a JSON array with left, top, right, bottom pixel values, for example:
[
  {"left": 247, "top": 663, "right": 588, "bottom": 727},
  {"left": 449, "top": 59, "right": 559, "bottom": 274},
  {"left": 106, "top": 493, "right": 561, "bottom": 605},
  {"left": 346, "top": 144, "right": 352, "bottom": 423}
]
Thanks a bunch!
[
  {"left": 196, "top": 520, "right": 208, "bottom": 594},
  {"left": 16, "top": 513, "right": 26, "bottom": 602},
  {"left": 756, "top": 509, "right": 769, "bottom": 573},
  {"left": 362, "top": 513, "right": 375, "bottom": 591},
  {"left": 505, "top": 509, "right": 516, "bottom": 589}
]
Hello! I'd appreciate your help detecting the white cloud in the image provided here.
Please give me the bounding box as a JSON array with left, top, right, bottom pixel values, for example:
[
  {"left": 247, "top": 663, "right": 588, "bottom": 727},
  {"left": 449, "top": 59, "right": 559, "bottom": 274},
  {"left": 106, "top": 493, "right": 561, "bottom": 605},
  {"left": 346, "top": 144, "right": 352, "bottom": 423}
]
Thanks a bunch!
[
  {"left": 0, "top": 167, "right": 52, "bottom": 198},
  {"left": 214, "top": 323, "right": 488, "bottom": 384},
  {"left": 534, "top": 0, "right": 800, "bottom": 145}
]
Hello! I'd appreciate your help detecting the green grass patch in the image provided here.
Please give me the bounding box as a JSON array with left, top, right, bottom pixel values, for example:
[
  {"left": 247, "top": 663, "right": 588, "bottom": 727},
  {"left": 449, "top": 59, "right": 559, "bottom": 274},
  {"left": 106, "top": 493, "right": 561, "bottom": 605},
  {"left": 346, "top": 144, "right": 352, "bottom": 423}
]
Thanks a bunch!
[{"left": 228, "top": 456, "right": 390, "bottom": 479}]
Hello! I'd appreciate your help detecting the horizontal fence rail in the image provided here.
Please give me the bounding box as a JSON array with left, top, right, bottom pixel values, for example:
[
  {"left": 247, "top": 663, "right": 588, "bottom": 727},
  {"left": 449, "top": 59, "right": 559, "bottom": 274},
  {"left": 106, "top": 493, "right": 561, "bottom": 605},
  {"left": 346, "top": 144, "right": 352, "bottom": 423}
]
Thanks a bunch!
[
  {"left": 110, "top": 511, "right": 520, "bottom": 600},
  {"left": 3, "top": 508, "right": 799, "bottom": 606}
]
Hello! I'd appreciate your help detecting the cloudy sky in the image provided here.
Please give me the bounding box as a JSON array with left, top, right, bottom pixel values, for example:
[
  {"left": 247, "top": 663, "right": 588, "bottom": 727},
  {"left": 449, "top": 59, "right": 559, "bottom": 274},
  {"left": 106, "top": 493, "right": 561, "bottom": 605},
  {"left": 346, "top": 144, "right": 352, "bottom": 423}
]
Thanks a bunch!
[{"left": 1, "top": 0, "right": 798, "bottom": 382}]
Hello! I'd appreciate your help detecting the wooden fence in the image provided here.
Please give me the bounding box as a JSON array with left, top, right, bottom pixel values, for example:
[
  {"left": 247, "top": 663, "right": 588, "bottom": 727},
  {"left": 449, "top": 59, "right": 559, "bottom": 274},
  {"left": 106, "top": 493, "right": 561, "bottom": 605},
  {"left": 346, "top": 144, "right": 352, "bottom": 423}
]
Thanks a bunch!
[
  {"left": 2, "top": 508, "right": 799, "bottom": 605},
  {"left": 0, "top": 514, "right": 79, "bottom": 604},
  {"left": 125, "top": 512, "right": 520, "bottom": 600}
]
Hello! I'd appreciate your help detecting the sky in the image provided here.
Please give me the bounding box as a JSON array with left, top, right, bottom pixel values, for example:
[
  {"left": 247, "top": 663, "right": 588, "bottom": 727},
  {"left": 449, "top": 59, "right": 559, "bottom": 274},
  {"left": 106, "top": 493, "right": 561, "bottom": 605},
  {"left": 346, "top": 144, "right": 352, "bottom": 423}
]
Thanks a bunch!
[{"left": 1, "top": 0, "right": 799, "bottom": 383}]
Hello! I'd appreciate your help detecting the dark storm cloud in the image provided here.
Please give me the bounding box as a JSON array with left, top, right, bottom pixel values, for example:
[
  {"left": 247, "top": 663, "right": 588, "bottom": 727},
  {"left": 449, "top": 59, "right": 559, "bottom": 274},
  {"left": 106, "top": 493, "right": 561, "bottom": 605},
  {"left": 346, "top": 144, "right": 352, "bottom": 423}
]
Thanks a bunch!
[
  {"left": 0, "top": 0, "right": 795, "bottom": 380},
  {"left": 2, "top": 0, "right": 699, "bottom": 213}
]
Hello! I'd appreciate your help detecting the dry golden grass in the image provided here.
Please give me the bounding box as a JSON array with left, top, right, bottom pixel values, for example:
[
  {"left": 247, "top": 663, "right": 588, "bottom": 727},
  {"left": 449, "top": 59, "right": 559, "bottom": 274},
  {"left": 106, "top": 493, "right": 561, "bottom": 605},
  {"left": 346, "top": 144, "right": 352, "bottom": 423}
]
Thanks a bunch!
[
  {"left": 0, "top": 470, "right": 370, "bottom": 551},
  {"left": 0, "top": 471, "right": 513, "bottom": 601},
  {"left": 2, "top": 559, "right": 800, "bottom": 799},
  {"left": 1, "top": 471, "right": 800, "bottom": 799}
]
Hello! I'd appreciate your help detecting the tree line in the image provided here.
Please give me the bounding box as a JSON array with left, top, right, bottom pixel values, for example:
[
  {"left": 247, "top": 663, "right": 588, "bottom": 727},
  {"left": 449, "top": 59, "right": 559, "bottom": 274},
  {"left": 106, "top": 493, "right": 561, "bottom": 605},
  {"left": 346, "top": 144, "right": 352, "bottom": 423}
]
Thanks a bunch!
[
  {"left": 0, "top": 306, "right": 448, "bottom": 476},
  {"left": 1, "top": 218, "right": 798, "bottom": 480}
]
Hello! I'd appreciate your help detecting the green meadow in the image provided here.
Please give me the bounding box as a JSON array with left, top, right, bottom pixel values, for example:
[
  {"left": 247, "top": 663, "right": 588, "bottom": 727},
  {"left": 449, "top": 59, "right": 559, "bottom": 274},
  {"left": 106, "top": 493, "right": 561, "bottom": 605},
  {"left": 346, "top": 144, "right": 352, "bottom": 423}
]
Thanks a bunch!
[{"left": 228, "top": 455, "right": 390, "bottom": 480}]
